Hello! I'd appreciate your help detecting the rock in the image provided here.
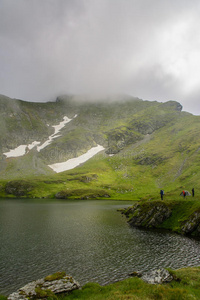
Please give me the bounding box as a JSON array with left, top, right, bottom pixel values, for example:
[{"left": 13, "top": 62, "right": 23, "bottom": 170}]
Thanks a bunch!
[
  {"left": 8, "top": 272, "right": 80, "bottom": 300},
  {"left": 141, "top": 268, "right": 173, "bottom": 284},
  {"left": 5, "top": 180, "right": 34, "bottom": 197},
  {"left": 181, "top": 210, "right": 200, "bottom": 235},
  {"left": 125, "top": 202, "right": 172, "bottom": 228},
  {"left": 128, "top": 271, "right": 142, "bottom": 277}
]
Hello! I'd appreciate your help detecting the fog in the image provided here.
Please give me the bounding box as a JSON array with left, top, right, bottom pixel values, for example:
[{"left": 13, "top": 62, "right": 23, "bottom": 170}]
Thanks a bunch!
[{"left": 0, "top": 0, "right": 200, "bottom": 114}]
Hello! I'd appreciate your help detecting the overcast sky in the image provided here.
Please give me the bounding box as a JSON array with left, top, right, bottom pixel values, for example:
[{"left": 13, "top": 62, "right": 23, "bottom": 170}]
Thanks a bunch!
[{"left": 0, "top": 0, "right": 200, "bottom": 114}]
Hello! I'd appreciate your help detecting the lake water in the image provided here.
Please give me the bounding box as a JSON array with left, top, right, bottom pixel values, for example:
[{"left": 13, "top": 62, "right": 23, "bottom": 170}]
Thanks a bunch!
[{"left": 1, "top": 199, "right": 200, "bottom": 295}]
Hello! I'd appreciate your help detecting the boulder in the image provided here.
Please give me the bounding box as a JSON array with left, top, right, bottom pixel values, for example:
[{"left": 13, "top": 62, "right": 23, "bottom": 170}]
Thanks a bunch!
[
  {"left": 126, "top": 202, "right": 172, "bottom": 228},
  {"left": 181, "top": 210, "right": 200, "bottom": 234},
  {"left": 141, "top": 268, "right": 173, "bottom": 284},
  {"left": 8, "top": 271, "right": 80, "bottom": 300}
]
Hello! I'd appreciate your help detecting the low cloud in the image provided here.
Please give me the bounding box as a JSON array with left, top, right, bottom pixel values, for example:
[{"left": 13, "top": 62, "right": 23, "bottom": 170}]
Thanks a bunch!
[{"left": 0, "top": 0, "right": 200, "bottom": 114}]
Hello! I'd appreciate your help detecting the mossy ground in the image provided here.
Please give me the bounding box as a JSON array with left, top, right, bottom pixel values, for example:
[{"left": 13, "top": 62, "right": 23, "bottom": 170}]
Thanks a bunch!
[{"left": 44, "top": 271, "right": 67, "bottom": 282}]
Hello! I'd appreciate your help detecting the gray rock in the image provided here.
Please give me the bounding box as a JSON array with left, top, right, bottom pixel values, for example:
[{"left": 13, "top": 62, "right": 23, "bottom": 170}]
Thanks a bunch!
[
  {"left": 181, "top": 211, "right": 200, "bottom": 234},
  {"left": 127, "top": 202, "right": 172, "bottom": 228},
  {"left": 141, "top": 268, "right": 173, "bottom": 284},
  {"left": 8, "top": 272, "right": 80, "bottom": 300},
  {"left": 42, "top": 277, "right": 79, "bottom": 293}
]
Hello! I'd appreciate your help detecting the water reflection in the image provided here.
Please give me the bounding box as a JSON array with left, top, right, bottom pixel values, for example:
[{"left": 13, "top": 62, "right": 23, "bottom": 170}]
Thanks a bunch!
[{"left": 0, "top": 199, "right": 200, "bottom": 295}]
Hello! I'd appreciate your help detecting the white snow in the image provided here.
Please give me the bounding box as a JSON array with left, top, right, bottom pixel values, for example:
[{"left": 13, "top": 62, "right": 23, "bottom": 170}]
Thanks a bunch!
[
  {"left": 48, "top": 145, "right": 105, "bottom": 173},
  {"left": 37, "top": 115, "right": 76, "bottom": 152},
  {"left": 3, "top": 141, "right": 41, "bottom": 158},
  {"left": 3, "top": 115, "right": 77, "bottom": 158},
  {"left": 52, "top": 116, "right": 75, "bottom": 135},
  {"left": 3, "top": 145, "right": 28, "bottom": 158},
  {"left": 28, "top": 141, "right": 41, "bottom": 150}
]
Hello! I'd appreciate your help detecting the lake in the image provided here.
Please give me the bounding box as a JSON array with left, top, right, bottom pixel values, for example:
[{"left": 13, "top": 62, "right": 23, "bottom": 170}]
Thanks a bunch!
[{"left": 1, "top": 199, "right": 200, "bottom": 295}]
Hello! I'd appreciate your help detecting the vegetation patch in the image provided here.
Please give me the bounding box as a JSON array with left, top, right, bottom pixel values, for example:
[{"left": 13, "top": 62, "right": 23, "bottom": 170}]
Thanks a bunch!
[
  {"left": 105, "top": 126, "right": 142, "bottom": 154},
  {"left": 55, "top": 188, "right": 110, "bottom": 199},
  {"left": 34, "top": 287, "right": 56, "bottom": 299},
  {"left": 44, "top": 271, "right": 66, "bottom": 282},
  {"left": 135, "top": 153, "right": 168, "bottom": 166},
  {"left": 67, "top": 174, "right": 98, "bottom": 183},
  {"left": 5, "top": 180, "right": 35, "bottom": 197}
]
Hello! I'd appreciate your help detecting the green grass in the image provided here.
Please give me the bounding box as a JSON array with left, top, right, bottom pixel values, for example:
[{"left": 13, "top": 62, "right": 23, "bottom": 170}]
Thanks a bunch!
[
  {"left": 1, "top": 97, "right": 200, "bottom": 202},
  {"left": 122, "top": 198, "right": 200, "bottom": 236},
  {"left": 160, "top": 199, "right": 200, "bottom": 233},
  {"left": 53, "top": 266, "right": 200, "bottom": 300},
  {"left": 2, "top": 267, "right": 200, "bottom": 299}
]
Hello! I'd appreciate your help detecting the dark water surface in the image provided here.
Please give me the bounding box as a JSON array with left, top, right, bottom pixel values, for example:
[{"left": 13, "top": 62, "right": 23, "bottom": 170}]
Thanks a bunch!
[{"left": 1, "top": 199, "right": 200, "bottom": 295}]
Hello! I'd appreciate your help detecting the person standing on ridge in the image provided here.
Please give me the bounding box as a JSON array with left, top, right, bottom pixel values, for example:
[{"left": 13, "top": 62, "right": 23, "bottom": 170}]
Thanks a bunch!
[
  {"left": 160, "top": 189, "right": 164, "bottom": 200},
  {"left": 192, "top": 188, "right": 194, "bottom": 197}
]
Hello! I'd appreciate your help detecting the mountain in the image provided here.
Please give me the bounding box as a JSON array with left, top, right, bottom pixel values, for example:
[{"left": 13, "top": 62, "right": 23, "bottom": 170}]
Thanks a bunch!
[{"left": 0, "top": 93, "right": 199, "bottom": 200}]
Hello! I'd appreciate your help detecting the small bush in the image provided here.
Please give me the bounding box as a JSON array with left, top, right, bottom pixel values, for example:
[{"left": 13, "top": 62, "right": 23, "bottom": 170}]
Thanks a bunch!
[{"left": 44, "top": 271, "right": 66, "bottom": 282}]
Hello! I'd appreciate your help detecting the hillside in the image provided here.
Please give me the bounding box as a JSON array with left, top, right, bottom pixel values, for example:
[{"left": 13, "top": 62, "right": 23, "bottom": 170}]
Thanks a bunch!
[{"left": 0, "top": 93, "right": 200, "bottom": 200}]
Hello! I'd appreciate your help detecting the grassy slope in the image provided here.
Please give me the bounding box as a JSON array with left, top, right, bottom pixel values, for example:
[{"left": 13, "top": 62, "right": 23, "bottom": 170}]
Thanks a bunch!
[
  {"left": 123, "top": 198, "right": 200, "bottom": 235},
  {"left": 1, "top": 111, "right": 200, "bottom": 200},
  {"left": 1, "top": 96, "right": 200, "bottom": 200}
]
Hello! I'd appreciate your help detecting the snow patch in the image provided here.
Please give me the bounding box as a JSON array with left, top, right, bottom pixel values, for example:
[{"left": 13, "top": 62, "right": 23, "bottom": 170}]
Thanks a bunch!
[
  {"left": 3, "top": 115, "right": 77, "bottom": 158},
  {"left": 28, "top": 141, "right": 41, "bottom": 150},
  {"left": 37, "top": 115, "right": 76, "bottom": 152},
  {"left": 48, "top": 145, "right": 104, "bottom": 173},
  {"left": 3, "top": 141, "right": 41, "bottom": 158},
  {"left": 3, "top": 145, "right": 28, "bottom": 158},
  {"left": 52, "top": 116, "right": 75, "bottom": 135}
]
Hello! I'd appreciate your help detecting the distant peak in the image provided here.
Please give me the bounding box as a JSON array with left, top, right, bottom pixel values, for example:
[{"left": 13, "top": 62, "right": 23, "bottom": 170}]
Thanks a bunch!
[{"left": 162, "top": 100, "right": 183, "bottom": 111}]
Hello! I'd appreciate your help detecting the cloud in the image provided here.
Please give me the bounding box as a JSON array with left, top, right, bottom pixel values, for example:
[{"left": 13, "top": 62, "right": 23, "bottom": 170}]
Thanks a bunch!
[{"left": 0, "top": 0, "right": 200, "bottom": 114}]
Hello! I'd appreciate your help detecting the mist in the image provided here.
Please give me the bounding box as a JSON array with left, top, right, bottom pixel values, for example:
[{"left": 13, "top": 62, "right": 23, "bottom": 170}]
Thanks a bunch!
[{"left": 0, "top": 0, "right": 200, "bottom": 114}]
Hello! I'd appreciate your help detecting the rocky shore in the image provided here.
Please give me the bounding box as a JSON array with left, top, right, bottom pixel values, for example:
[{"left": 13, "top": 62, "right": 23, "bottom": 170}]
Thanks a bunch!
[
  {"left": 122, "top": 200, "right": 200, "bottom": 236},
  {"left": 8, "top": 272, "right": 80, "bottom": 300},
  {"left": 7, "top": 268, "right": 175, "bottom": 300}
]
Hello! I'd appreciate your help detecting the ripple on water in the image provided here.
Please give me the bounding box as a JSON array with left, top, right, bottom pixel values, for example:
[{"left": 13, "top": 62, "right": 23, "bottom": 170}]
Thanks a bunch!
[{"left": 1, "top": 200, "right": 200, "bottom": 295}]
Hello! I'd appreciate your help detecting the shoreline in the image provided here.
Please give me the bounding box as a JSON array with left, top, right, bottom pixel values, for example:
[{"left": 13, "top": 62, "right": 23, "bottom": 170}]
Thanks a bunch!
[
  {"left": 122, "top": 199, "right": 200, "bottom": 237},
  {"left": 2, "top": 265, "right": 200, "bottom": 299}
]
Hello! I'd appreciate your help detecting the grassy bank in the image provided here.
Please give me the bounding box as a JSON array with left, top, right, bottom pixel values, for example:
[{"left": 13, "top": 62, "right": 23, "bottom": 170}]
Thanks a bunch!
[
  {"left": 0, "top": 150, "right": 198, "bottom": 201},
  {"left": 59, "top": 267, "right": 200, "bottom": 300},
  {"left": 123, "top": 198, "right": 200, "bottom": 236},
  {"left": 2, "top": 266, "right": 200, "bottom": 300}
]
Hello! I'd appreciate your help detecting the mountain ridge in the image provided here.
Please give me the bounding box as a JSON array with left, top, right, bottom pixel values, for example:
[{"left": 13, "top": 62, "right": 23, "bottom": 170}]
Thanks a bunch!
[{"left": 0, "top": 93, "right": 199, "bottom": 200}]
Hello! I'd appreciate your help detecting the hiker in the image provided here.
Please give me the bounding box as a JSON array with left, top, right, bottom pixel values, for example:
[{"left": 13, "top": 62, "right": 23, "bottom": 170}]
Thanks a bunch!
[
  {"left": 183, "top": 190, "right": 186, "bottom": 198},
  {"left": 160, "top": 189, "right": 164, "bottom": 200},
  {"left": 192, "top": 188, "right": 194, "bottom": 197}
]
